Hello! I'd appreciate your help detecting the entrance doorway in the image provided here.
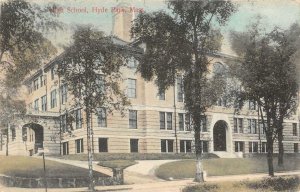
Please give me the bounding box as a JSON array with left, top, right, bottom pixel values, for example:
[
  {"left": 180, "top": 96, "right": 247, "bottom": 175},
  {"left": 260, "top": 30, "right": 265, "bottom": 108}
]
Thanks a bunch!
[{"left": 213, "top": 120, "right": 227, "bottom": 151}]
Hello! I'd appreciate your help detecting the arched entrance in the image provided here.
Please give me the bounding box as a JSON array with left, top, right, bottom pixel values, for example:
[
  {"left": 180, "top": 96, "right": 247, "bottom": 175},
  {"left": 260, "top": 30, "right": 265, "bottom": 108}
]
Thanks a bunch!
[
  {"left": 213, "top": 120, "right": 227, "bottom": 151},
  {"left": 22, "top": 123, "right": 44, "bottom": 155}
]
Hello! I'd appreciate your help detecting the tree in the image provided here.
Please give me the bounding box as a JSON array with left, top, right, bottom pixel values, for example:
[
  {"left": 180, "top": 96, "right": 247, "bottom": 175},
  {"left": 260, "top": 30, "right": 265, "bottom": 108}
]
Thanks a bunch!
[
  {"left": 0, "top": 0, "right": 60, "bottom": 153},
  {"left": 131, "top": 0, "right": 235, "bottom": 182},
  {"left": 230, "top": 21, "right": 299, "bottom": 176},
  {"left": 0, "top": 0, "right": 60, "bottom": 87},
  {"left": 57, "top": 26, "right": 133, "bottom": 191}
]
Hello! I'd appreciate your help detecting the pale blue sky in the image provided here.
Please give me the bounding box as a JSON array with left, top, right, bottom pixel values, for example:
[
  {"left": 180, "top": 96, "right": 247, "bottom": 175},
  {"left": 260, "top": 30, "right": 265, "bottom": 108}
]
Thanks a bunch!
[{"left": 39, "top": 0, "right": 300, "bottom": 54}]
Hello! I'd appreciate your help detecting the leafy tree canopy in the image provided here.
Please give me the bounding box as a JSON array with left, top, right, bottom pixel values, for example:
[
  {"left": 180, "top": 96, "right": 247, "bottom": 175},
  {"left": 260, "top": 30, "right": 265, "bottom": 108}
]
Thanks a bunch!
[
  {"left": 0, "top": 0, "right": 60, "bottom": 88},
  {"left": 57, "top": 25, "right": 134, "bottom": 115}
]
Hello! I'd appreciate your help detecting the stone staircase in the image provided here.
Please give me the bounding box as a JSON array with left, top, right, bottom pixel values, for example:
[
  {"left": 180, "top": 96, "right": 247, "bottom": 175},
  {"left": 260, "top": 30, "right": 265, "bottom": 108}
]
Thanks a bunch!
[{"left": 213, "top": 151, "right": 243, "bottom": 158}]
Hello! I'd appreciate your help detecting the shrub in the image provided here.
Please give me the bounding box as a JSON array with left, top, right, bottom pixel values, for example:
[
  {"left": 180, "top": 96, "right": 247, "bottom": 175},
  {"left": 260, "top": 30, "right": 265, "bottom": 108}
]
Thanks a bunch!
[
  {"left": 246, "top": 176, "right": 300, "bottom": 191},
  {"left": 58, "top": 153, "right": 219, "bottom": 161},
  {"left": 182, "top": 184, "right": 219, "bottom": 192}
]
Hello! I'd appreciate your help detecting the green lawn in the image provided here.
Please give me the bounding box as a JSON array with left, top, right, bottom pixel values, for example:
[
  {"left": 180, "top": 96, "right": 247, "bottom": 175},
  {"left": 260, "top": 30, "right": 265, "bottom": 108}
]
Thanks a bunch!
[
  {"left": 98, "top": 160, "right": 137, "bottom": 169},
  {"left": 0, "top": 156, "right": 108, "bottom": 178},
  {"left": 156, "top": 157, "right": 300, "bottom": 180}
]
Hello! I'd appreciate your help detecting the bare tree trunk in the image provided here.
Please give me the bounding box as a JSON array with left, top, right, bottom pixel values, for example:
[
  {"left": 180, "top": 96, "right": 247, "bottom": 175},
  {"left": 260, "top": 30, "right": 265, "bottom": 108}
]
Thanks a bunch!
[
  {"left": 266, "top": 135, "right": 274, "bottom": 177},
  {"left": 6, "top": 123, "right": 9, "bottom": 156},
  {"left": 277, "top": 122, "right": 284, "bottom": 167},
  {"left": 86, "top": 109, "right": 94, "bottom": 191},
  {"left": 194, "top": 122, "right": 204, "bottom": 182}
]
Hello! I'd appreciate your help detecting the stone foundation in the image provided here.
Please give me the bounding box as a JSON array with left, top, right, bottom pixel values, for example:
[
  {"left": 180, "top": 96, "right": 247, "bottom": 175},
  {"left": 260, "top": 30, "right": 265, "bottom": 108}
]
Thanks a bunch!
[{"left": 0, "top": 175, "right": 121, "bottom": 188}]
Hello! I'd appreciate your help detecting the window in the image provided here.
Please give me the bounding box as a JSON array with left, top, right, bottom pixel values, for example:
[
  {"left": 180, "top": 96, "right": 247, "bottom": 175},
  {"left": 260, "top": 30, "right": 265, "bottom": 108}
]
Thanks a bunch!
[
  {"left": 75, "top": 109, "right": 82, "bottom": 129},
  {"left": 235, "top": 141, "right": 244, "bottom": 152},
  {"left": 129, "top": 110, "right": 137, "bottom": 129},
  {"left": 50, "top": 89, "right": 57, "bottom": 108},
  {"left": 293, "top": 123, "right": 298, "bottom": 136},
  {"left": 180, "top": 140, "right": 192, "bottom": 153},
  {"left": 200, "top": 116, "right": 207, "bottom": 132},
  {"left": 75, "top": 139, "right": 84, "bottom": 153},
  {"left": 161, "top": 139, "right": 174, "bottom": 153},
  {"left": 34, "top": 99, "right": 39, "bottom": 111},
  {"left": 51, "top": 67, "right": 55, "bottom": 80},
  {"left": 96, "top": 75, "right": 105, "bottom": 94},
  {"left": 62, "top": 142, "right": 69, "bottom": 155},
  {"left": 234, "top": 118, "right": 243, "bottom": 133},
  {"left": 216, "top": 97, "right": 227, "bottom": 107},
  {"left": 127, "top": 79, "right": 136, "bottom": 98},
  {"left": 178, "top": 113, "right": 184, "bottom": 131},
  {"left": 97, "top": 108, "right": 107, "bottom": 127},
  {"left": 160, "top": 112, "right": 172, "bottom": 130},
  {"left": 40, "top": 75, "right": 46, "bottom": 87},
  {"left": 22, "top": 127, "right": 27, "bottom": 141},
  {"left": 167, "top": 113, "right": 172, "bottom": 130},
  {"left": 248, "top": 119, "right": 257, "bottom": 134},
  {"left": 248, "top": 100, "right": 256, "bottom": 110},
  {"left": 159, "top": 112, "right": 165, "bottom": 129},
  {"left": 61, "top": 114, "right": 67, "bottom": 132},
  {"left": 33, "top": 78, "right": 39, "bottom": 90},
  {"left": 177, "top": 76, "right": 184, "bottom": 102},
  {"left": 259, "top": 120, "right": 266, "bottom": 135},
  {"left": 99, "top": 138, "right": 108, "bottom": 152},
  {"left": 11, "top": 125, "right": 16, "bottom": 141},
  {"left": 262, "top": 142, "right": 267, "bottom": 153},
  {"left": 185, "top": 113, "right": 192, "bottom": 131},
  {"left": 202, "top": 141, "right": 209, "bottom": 153},
  {"left": 127, "top": 57, "right": 137, "bottom": 69},
  {"left": 41, "top": 95, "right": 47, "bottom": 112},
  {"left": 249, "top": 141, "right": 258, "bottom": 153},
  {"left": 60, "top": 84, "right": 68, "bottom": 104},
  {"left": 157, "top": 89, "right": 165, "bottom": 100},
  {"left": 130, "top": 139, "right": 139, "bottom": 153},
  {"left": 294, "top": 143, "right": 299, "bottom": 153}
]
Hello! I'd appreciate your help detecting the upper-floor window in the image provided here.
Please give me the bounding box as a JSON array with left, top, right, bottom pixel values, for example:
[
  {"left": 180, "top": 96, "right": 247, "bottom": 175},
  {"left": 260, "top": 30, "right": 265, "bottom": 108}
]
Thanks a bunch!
[
  {"left": 40, "top": 75, "right": 46, "bottom": 87},
  {"left": 51, "top": 67, "right": 55, "bottom": 80},
  {"left": 97, "top": 108, "right": 107, "bottom": 127},
  {"left": 157, "top": 89, "right": 165, "bottom": 100},
  {"left": 293, "top": 123, "right": 298, "bottom": 136},
  {"left": 60, "top": 84, "right": 68, "bottom": 104},
  {"left": 61, "top": 114, "right": 67, "bottom": 132},
  {"left": 127, "top": 57, "right": 137, "bottom": 69},
  {"left": 50, "top": 89, "right": 57, "bottom": 108},
  {"left": 248, "top": 100, "right": 257, "bottom": 110},
  {"left": 233, "top": 118, "right": 243, "bottom": 133},
  {"left": 127, "top": 79, "right": 136, "bottom": 98},
  {"left": 213, "top": 62, "right": 226, "bottom": 75},
  {"left": 248, "top": 119, "right": 257, "bottom": 134},
  {"left": 41, "top": 95, "right": 47, "bottom": 112},
  {"left": 129, "top": 110, "right": 137, "bottom": 129},
  {"left": 160, "top": 112, "right": 172, "bottom": 130},
  {"left": 259, "top": 120, "right": 266, "bottom": 135},
  {"left": 177, "top": 76, "right": 184, "bottom": 102},
  {"left": 34, "top": 99, "right": 39, "bottom": 111},
  {"left": 96, "top": 74, "right": 105, "bottom": 94},
  {"left": 200, "top": 115, "right": 207, "bottom": 132},
  {"left": 75, "top": 109, "right": 82, "bottom": 129},
  {"left": 33, "top": 78, "right": 39, "bottom": 91}
]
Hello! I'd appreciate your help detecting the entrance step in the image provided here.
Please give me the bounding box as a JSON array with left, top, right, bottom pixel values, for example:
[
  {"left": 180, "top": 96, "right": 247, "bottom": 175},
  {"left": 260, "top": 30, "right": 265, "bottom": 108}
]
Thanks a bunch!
[{"left": 213, "top": 151, "right": 243, "bottom": 158}]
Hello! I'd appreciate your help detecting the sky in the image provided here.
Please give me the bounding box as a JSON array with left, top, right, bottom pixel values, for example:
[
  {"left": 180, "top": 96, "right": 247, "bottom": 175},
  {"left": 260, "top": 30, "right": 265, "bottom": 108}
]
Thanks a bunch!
[{"left": 26, "top": 0, "right": 300, "bottom": 55}]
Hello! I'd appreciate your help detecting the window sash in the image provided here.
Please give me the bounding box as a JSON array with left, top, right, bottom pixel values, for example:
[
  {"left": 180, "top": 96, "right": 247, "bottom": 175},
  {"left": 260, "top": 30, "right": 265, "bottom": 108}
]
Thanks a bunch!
[
  {"left": 97, "top": 108, "right": 107, "bottom": 127},
  {"left": 166, "top": 112, "right": 172, "bottom": 130},
  {"left": 160, "top": 112, "right": 165, "bottom": 129},
  {"left": 128, "top": 79, "right": 136, "bottom": 98},
  {"left": 129, "top": 110, "right": 137, "bottom": 129},
  {"left": 50, "top": 90, "right": 57, "bottom": 108},
  {"left": 75, "top": 109, "right": 82, "bottom": 129},
  {"left": 178, "top": 113, "right": 184, "bottom": 131}
]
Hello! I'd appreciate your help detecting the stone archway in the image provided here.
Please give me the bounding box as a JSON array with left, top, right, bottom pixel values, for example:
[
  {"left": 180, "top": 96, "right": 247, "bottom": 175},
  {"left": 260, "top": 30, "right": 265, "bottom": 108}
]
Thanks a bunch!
[
  {"left": 213, "top": 120, "right": 227, "bottom": 151},
  {"left": 22, "top": 123, "right": 44, "bottom": 155}
]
